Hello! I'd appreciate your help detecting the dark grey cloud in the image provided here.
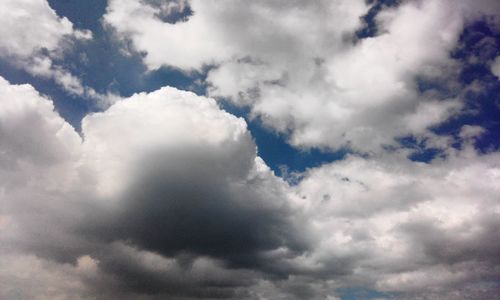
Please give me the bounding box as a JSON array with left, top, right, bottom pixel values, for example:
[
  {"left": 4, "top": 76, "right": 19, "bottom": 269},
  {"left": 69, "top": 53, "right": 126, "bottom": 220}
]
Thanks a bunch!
[
  {"left": 79, "top": 146, "right": 309, "bottom": 277},
  {"left": 0, "top": 84, "right": 314, "bottom": 299},
  {"left": 91, "top": 243, "right": 259, "bottom": 299}
]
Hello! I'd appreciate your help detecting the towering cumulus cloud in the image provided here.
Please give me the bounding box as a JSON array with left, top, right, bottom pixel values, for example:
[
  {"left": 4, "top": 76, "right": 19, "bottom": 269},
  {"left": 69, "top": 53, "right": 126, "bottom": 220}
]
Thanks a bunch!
[
  {"left": 1, "top": 0, "right": 500, "bottom": 299},
  {"left": 0, "top": 76, "right": 307, "bottom": 299}
]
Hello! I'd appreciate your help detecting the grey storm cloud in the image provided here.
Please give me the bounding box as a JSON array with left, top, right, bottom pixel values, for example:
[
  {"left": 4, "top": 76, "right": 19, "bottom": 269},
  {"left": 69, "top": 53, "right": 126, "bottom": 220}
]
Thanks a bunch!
[
  {"left": 0, "top": 81, "right": 314, "bottom": 299},
  {"left": 80, "top": 147, "right": 309, "bottom": 275}
]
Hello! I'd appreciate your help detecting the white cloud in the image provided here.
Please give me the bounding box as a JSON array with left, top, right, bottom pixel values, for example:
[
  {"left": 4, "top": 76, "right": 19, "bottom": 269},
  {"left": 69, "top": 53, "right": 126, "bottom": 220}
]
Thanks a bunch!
[
  {"left": 104, "top": 0, "right": 498, "bottom": 151},
  {"left": 81, "top": 86, "right": 254, "bottom": 196},
  {"left": 206, "top": 0, "right": 485, "bottom": 152},
  {"left": 105, "top": 0, "right": 368, "bottom": 70},
  {"left": 103, "top": 0, "right": 500, "bottom": 152},
  {"left": 0, "top": 0, "right": 115, "bottom": 104},
  {"left": 292, "top": 149, "right": 500, "bottom": 296},
  {"left": 0, "top": 0, "right": 88, "bottom": 59},
  {"left": 0, "top": 76, "right": 82, "bottom": 191}
]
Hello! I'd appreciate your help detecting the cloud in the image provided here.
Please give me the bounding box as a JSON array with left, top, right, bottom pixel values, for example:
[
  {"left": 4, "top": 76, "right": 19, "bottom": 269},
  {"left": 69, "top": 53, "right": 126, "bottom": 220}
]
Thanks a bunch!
[
  {"left": 0, "top": 76, "right": 81, "bottom": 186},
  {"left": 0, "top": 76, "right": 308, "bottom": 299},
  {"left": 105, "top": 0, "right": 368, "bottom": 70},
  {"left": 1, "top": 75, "right": 499, "bottom": 299},
  {"left": 1, "top": 1, "right": 500, "bottom": 299},
  {"left": 0, "top": 253, "right": 99, "bottom": 300},
  {"left": 104, "top": 0, "right": 499, "bottom": 152},
  {"left": 0, "top": 0, "right": 114, "bottom": 104},
  {"left": 292, "top": 149, "right": 500, "bottom": 297},
  {"left": 78, "top": 87, "right": 309, "bottom": 273},
  {"left": 492, "top": 55, "right": 500, "bottom": 79},
  {"left": 0, "top": 0, "right": 90, "bottom": 59}
]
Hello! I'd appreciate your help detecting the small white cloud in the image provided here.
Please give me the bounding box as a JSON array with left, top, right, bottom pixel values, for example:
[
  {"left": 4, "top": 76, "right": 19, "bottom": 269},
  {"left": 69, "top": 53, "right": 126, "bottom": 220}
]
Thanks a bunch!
[
  {"left": 0, "top": 0, "right": 77, "bottom": 58},
  {"left": 0, "top": 0, "right": 112, "bottom": 104}
]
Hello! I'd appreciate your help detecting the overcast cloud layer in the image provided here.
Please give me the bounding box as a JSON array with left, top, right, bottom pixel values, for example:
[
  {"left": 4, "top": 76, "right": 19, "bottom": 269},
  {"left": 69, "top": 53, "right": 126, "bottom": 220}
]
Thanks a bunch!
[{"left": 1, "top": 0, "right": 500, "bottom": 299}]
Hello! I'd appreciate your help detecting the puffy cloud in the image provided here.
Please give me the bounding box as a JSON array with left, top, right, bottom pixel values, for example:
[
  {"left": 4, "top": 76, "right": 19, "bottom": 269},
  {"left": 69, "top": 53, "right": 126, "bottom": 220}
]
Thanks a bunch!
[
  {"left": 292, "top": 148, "right": 500, "bottom": 297},
  {"left": 0, "top": 76, "right": 81, "bottom": 190},
  {"left": 2, "top": 0, "right": 500, "bottom": 299},
  {"left": 0, "top": 0, "right": 113, "bottom": 103},
  {"left": 105, "top": 0, "right": 368, "bottom": 70},
  {"left": 1, "top": 75, "right": 499, "bottom": 299},
  {"left": 0, "top": 76, "right": 308, "bottom": 299},
  {"left": 0, "top": 76, "right": 90, "bottom": 268},
  {"left": 104, "top": 0, "right": 499, "bottom": 152},
  {"left": 0, "top": 0, "right": 90, "bottom": 59},
  {"left": 78, "top": 87, "right": 309, "bottom": 274}
]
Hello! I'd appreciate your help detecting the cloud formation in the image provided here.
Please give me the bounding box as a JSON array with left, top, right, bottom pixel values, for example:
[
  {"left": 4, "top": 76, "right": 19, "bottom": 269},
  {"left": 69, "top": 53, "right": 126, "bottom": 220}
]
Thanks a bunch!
[
  {"left": 1, "top": 75, "right": 499, "bottom": 299},
  {"left": 1, "top": 0, "right": 500, "bottom": 299},
  {"left": 0, "top": 0, "right": 114, "bottom": 103},
  {"left": 105, "top": 0, "right": 500, "bottom": 152},
  {"left": 0, "top": 77, "right": 306, "bottom": 299},
  {"left": 293, "top": 149, "right": 500, "bottom": 295}
]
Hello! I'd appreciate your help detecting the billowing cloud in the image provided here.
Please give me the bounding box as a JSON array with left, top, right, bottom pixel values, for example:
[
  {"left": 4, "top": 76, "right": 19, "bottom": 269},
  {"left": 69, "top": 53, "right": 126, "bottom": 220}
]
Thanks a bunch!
[
  {"left": 1, "top": 0, "right": 499, "bottom": 299},
  {"left": 293, "top": 148, "right": 500, "bottom": 294},
  {"left": 1, "top": 75, "right": 499, "bottom": 299},
  {"left": 78, "top": 87, "right": 309, "bottom": 273},
  {"left": 104, "top": 0, "right": 500, "bottom": 152},
  {"left": 105, "top": 0, "right": 368, "bottom": 70},
  {"left": 0, "top": 76, "right": 307, "bottom": 299}
]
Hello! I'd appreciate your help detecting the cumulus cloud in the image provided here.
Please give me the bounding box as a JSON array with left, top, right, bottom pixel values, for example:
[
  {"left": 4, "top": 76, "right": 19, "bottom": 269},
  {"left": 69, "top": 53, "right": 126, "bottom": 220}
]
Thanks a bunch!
[
  {"left": 1, "top": 1, "right": 500, "bottom": 299},
  {"left": 1, "top": 75, "right": 499, "bottom": 299},
  {"left": 291, "top": 149, "right": 500, "bottom": 298},
  {"left": 105, "top": 0, "right": 368, "bottom": 70},
  {"left": 0, "top": 76, "right": 307, "bottom": 299},
  {"left": 0, "top": 0, "right": 114, "bottom": 104},
  {"left": 104, "top": 0, "right": 500, "bottom": 152},
  {"left": 78, "top": 87, "right": 309, "bottom": 272},
  {"left": 0, "top": 0, "right": 91, "bottom": 58}
]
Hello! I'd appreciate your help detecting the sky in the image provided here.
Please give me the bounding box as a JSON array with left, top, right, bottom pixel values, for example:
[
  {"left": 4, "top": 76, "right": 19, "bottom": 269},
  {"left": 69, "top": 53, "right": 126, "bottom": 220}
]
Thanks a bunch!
[{"left": 0, "top": 0, "right": 499, "bottom": 299}]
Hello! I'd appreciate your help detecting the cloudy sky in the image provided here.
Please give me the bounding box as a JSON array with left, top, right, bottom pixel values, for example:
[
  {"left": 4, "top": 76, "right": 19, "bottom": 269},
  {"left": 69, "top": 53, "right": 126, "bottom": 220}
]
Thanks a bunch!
[{"left": 1, "top": 0, "right": 500, "bottom": 299}]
